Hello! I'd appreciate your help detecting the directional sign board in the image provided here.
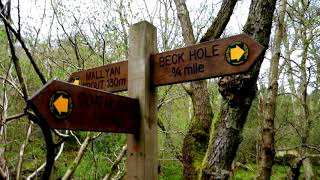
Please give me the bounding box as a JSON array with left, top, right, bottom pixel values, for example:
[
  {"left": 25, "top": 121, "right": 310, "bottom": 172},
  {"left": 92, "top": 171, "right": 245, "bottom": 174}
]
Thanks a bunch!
[
  {"left": 69, "top": 61, "right": 128, "bottom": 92},
  {"left": 68, "top": 34, "right": 264, "bottom": 91},
  {"left": 28, "top": 80, "right": 140, "bottom": 133},
  {"left": 151, "top": 34, "right": 264, "bottom": 86}
]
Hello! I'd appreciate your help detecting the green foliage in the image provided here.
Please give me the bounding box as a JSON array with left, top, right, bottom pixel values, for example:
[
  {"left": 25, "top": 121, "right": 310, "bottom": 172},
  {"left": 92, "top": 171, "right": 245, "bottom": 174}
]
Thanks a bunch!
[
  {"left": 159, "top": 160, "right": 183, "bottom": 180},
  {"left": 233, "top": 164, "right": 290, "bottom": 180}
]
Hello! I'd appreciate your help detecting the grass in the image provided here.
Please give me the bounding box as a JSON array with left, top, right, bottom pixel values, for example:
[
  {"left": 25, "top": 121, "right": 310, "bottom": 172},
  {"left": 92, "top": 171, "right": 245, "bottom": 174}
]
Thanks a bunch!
[
  {"left": 159, "top": 160, "right": 183, "bottom": 180},
  {"left": 233, "top": 164, "right": 291, "bottom": 179},
  {"left": 233, "top": 164, "right": 320, "bottom": 180}
]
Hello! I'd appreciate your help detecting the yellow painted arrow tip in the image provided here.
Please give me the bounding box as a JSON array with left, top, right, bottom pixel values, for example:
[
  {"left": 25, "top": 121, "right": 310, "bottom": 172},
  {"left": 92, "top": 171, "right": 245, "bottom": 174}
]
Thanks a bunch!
[
  {"left": 230, "top": 45, "right": 245, "bottom": 61},
  {"left": 73, "top": 79, "right": 80, "bottom": 85},
  {"left": 53, "top": 95, "right": 69, "bottom": 114}
]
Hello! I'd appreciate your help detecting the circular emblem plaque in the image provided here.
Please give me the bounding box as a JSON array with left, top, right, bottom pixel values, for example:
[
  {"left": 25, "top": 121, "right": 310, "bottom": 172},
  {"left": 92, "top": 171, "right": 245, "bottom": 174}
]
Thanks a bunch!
[
  {"left": 225, "top": 41, "right": 249, "bottom": 66},
  {"left": 49, "top": 91, "right": 73, "bottom": 119}
]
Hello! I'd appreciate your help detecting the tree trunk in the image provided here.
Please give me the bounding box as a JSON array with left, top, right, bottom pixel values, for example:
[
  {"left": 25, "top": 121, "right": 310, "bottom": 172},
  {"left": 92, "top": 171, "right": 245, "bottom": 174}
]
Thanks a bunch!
[
  {"left": 0, "top": 104, "right": 8, "bottom": 180},
  {"left": 257, "top": 0, "right": 286, "bottom": 179},
  {"left": 173, "top": 0, "right": 237, "bottom": 179},
  {"left": 287, "top": 157, "right": 304, "bottom": 180},
  {"left": 202, "top": 0, "right": 277, "bottom": 179},
  {"left": 303, "top": 158, "right": 314, "bottom": 180},
  {"left": 300, "top": 42, "right": 314, "bottom": 180},
  {"left": 181, "top": 81, "right": 213, "bottom": 179},
  {"left": 174, "top": 1, "right": 210, "bottom": 178}
]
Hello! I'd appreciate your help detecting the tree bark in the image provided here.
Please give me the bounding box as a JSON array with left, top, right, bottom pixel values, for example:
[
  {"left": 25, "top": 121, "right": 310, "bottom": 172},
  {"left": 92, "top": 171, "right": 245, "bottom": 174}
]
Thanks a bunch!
[
  {"left": 257, "top": 0, "right": 286, "bottom": 179},
  {"left": 287, "top": 157, "right": 304, "bottom": 180},
  {"left": 202, "top": 0, "right": 277, "bottom": 179},
  {"left": 0, "top": 104, "right": 8, "bottom": 180},
  {"left": 173, "top": 0, "right": 237, "bottom": 179}
]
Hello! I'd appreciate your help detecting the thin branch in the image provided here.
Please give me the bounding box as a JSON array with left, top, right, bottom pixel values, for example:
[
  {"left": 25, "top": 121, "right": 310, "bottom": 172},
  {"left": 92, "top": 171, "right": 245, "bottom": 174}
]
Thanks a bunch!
[
  {"left": 4, "top": 112, "right": 26, "bottom": 123},
  {"left": 26, "top": 110, "right": 55, "bottom": 179},
  {"left": 103, "top": 145, "right": 127, "bottom": 180},
  {"left": 16, "top": 122, "right": 33, "bottom": 179},
  {"left": 61, "top": 134, "right": 92, "bottom": 180},
  {"left": 0, "top": 6, "right": 46, "bottom": 85},
  {"left": 17, "top": 0, "right": 21, "bottom": 35},
  {"left": 53, "top": 130, "right": 70, "bottom": 138},
  {"left": 3, "top": 15, "right": 29, "bottom": 100},
  {"left": 0, "top": 76, "right": 23, "bottom": 97},
  {"left": 27, "top": 142, "right": 65, "bottom": 180},
  {"left": 70, "top": 130, "right": 81, "bottom": 145}
]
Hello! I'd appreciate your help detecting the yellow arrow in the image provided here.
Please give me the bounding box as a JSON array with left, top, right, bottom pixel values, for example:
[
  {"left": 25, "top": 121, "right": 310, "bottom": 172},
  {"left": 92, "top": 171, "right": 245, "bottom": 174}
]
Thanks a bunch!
[
  {"left": 73, "top": 79, "right": 80, "bottom": 85},
  {"left": 230, "top": 45, "right": 245, "bottom": 61},
  {"left": 53, "top": 95, "right": 69, "bottom": 114}
]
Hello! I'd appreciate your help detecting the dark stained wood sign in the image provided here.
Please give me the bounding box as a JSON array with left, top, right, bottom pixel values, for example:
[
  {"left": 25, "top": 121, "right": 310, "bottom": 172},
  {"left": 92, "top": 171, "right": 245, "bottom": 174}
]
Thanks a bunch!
[
  {"left": 69, "top": 34, "right": 264, "bottom": 91},
  {"left": 28, "top": 80, "right": 140, "bottom": 133}
]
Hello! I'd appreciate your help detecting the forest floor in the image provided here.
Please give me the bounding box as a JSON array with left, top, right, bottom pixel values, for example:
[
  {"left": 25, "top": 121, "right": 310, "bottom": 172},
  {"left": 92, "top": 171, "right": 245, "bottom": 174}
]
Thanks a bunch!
[{"left": 158, "top": 161, "right": 320, "bottom": 180}]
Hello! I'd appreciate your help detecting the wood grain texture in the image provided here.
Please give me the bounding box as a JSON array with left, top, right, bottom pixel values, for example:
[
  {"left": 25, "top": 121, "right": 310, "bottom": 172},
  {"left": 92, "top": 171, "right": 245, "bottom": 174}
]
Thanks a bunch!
[
  {"left": 68, "top": 61, "right": 128, "bottom": 92},
  {"left": 126, "top": 21, "right": 158, "bottom": 180},
  {"left": 151, "top": 34, "right": 264, "bottom": 86},
  {"left": 69, "top": 34, "right": 264, "bottom": 92},
  {"left": 28, "top": 80, "right": 140, "bottom": 133}
]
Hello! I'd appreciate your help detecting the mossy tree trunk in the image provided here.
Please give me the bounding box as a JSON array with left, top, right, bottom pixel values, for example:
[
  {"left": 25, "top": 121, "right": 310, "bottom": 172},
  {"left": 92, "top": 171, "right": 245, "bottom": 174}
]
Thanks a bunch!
[
  {"left": 201, "top": 0, "right": 277, "bottom": 179},
  {"left": 173, "top": 0, "right": 237, "bottom": 179}
]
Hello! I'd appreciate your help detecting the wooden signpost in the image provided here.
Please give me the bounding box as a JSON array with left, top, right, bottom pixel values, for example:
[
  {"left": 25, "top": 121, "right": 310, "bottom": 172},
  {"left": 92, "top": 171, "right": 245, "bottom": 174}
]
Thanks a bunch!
[
  {"left": 28, "top": 80, "right": 140, "bottom": 133},
  {"left": 30, "top": 21, "right": 264, "bottom": 180},
  {"left": 68, "top": 34, "right": 264, "bottom": 91}
]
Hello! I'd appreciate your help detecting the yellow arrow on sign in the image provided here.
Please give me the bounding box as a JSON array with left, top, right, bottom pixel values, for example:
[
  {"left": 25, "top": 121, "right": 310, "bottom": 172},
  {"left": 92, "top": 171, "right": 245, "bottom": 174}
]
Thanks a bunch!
[
  {"left": 230, "top": 45, "right": 245, "bottom": 61},
  {"left": 73, "top": 79, "right": 80, "bottom": 85},
  {"left": 53, "top": 95, "right": 69, "bottom": 114}
]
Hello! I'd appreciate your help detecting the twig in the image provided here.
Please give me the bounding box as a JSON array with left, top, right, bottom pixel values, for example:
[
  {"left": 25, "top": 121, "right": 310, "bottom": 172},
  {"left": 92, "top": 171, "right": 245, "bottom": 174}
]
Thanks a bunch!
[
  {"left": 15, "top": 122, "right": 33, "bottom": 179},
  {"left": 53, "top": 130, "right": 70, "bottom": 138},
  {"left": 70, "top": 130, "right": 81, "bottom": 145},
  {"left": 103, "top": 145, "right": 127, "bottom": 180},
  {"left": 4, "top": 112, "right": 26, "bottom": 123},
  {"left": 0, "top": 3, "right": 46, "bottom": 85},
  {"left": 2, "top": 15, "right": 28, "bottom": 100},
  {"left": 27, "top": 142, "right": 65, "bottom": 180},
  {"left": 0, "top": 76, "right": 23, "bottom": 97},
  {"left": 61, "top": 134, "right": 92, "bottom": 180},
  {"left": 26, "top": 110, "right": 55, "bottom": 180}
]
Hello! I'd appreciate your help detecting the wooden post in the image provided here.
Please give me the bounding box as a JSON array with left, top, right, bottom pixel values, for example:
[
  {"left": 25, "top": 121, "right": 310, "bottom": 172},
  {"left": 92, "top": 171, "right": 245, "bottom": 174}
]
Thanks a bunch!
[{"left": 126, "top": 21, "right": 158, "bottom": 179}]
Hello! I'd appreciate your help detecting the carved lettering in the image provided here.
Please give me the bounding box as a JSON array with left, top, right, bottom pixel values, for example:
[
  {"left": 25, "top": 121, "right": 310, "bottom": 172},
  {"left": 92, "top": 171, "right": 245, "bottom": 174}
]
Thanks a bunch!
[
  {"left": 159, "top": 53, "right": 184, "bottom": 67},
  {"left": 78, "top": 92, "right": 113, "bottom": 108}
]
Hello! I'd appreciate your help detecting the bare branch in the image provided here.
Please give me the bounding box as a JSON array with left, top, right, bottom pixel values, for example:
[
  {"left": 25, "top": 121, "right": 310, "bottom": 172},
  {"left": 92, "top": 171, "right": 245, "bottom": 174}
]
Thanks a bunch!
[
  {"left": 62, "top": 134, "right": 92, "bottom": 180},
  {"left": 103, "top": 145, "right": 127, "bottom": 180},
  {"left": 0, "top": 5, "right": 46, "bottom": 85},
  {"left": 2, "top": 17, "right": 29, "bottom": 100},
  {"left": 27, "top": 142, "right": 65, "bottom": 180},
  {"left": 15, "top": 122, "right": 33, "bottom": 179},
  {"left": 0, "top": 76, "right": 23, "bottom": 97},
  {"left": 26, "top": 111, "right": 55, "bottom": 179},
  {"left": 4, "top": 112, "right": 26, "bottom": 123}
]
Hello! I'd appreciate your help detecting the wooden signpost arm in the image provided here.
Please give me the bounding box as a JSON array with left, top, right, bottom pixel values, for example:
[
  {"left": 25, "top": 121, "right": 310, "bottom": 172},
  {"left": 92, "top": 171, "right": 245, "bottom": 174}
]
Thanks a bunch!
[{"left": 126, "top": 21, "right": 158, "bottom": 180}]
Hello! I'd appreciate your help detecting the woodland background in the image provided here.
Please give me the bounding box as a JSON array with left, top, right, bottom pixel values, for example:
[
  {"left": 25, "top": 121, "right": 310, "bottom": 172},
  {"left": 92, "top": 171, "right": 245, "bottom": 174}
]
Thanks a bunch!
[{"left": 0, "top": 0, "right": 319, "bottom": 179}]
